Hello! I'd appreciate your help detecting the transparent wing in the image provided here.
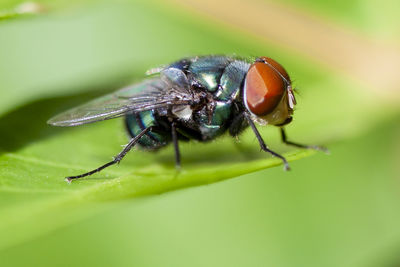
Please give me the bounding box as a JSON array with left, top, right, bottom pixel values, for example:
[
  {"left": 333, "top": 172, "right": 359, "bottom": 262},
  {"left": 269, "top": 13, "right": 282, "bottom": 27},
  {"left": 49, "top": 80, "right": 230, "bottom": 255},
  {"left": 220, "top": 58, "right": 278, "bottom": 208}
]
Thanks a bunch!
[{"left": 48, "top": 72, "right": 194, "bottom": 126}]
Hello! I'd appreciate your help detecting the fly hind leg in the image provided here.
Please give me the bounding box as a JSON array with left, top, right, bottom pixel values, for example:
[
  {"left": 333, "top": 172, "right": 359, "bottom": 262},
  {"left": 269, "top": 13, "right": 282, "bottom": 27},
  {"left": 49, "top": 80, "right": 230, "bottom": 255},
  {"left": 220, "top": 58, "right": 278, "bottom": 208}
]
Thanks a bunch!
[
  {"left": 171, "top": 121, "right": 181, "bottom": 169},
  {"left": 65, "top": 126, "right": 152, "bottom": 182}
]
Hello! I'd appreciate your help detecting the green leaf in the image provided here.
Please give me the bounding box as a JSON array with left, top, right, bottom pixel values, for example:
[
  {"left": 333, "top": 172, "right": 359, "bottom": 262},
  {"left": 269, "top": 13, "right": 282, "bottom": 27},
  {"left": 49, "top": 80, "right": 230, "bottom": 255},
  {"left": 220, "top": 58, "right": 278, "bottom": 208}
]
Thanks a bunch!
[{"left": 0, "top": 110, "right": 316, "bottom": 250}]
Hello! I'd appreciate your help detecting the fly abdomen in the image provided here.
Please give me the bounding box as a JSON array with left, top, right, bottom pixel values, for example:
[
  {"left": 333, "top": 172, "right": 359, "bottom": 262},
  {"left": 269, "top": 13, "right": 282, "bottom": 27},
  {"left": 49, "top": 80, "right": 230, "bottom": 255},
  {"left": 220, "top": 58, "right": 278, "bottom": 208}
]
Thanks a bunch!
[{"left": 125, "top": 110, "right": 170, "bottom": 150}]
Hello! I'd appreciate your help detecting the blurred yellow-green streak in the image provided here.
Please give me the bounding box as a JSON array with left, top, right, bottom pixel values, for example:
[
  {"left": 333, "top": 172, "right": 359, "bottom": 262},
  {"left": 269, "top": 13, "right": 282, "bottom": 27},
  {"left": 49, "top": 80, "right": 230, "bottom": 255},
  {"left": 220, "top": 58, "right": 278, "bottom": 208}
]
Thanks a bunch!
[{"left": 166, "top": 0, "right": 400, "bottom": 102}]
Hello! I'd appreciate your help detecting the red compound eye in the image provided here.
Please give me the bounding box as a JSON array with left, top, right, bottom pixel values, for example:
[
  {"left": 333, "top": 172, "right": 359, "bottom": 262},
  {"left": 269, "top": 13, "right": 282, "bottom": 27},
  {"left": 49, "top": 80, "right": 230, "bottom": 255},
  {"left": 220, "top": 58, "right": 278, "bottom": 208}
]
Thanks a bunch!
[
  {"left": 259, "top": 56, "right": 291, "bottom": 82},
  {"left": 245, "top": 57, "right": 289, "bottom": 116}
]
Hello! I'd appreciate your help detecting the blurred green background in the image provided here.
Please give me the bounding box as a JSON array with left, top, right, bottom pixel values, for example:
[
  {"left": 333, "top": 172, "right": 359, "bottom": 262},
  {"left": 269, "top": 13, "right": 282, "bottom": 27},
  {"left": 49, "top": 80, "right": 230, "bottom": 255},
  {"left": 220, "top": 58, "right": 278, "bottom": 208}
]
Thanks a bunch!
[{"left": 0, "top": 0, "right": 400, "bottom": 266}]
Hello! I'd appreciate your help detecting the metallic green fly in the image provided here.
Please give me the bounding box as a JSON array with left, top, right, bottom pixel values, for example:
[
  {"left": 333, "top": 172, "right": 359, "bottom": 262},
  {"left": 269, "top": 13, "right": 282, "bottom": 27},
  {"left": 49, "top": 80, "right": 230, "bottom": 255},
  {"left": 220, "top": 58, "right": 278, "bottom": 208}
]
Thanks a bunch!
[{"left": 48, "top": 55, "right": 327, "bottom": 182}]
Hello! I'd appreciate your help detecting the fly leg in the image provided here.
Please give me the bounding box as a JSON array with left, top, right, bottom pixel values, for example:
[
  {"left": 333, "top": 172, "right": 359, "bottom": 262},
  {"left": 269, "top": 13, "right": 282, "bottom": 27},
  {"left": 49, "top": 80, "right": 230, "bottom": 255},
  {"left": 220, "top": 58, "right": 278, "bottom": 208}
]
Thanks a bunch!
[
  {"left": 244, "top": 113, "right": 290, "bottom": 171},
  {"left": 65, "top": 126, "right": 152, "bottom": 183},
  {"left": 280, "top": 128, "right": 329, "bottom": 153},
  {"left": 171, "top": 122, "right": 181, "bottom": 169}
]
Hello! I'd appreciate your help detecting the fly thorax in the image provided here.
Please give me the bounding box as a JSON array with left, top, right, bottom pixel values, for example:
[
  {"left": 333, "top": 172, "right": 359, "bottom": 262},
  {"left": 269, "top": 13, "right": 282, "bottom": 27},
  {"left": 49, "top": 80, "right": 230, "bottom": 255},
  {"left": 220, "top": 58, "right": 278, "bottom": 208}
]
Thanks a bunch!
[{"left": 196, "top": 100, "right": 232, "bottom": 140}]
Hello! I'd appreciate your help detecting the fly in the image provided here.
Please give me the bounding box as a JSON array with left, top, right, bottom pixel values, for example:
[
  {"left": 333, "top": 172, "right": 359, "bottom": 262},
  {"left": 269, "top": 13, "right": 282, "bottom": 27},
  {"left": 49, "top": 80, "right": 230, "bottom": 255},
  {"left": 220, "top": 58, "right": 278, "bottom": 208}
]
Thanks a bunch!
[{"left": 48, "top": 55, "right": 327, "bottom": 182}]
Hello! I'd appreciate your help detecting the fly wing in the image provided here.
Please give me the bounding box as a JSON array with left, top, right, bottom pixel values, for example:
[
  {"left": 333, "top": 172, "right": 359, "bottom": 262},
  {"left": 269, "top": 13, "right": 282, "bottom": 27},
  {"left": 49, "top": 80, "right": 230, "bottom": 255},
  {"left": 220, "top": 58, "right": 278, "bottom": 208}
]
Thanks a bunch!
[{"left": 48, "top": 70, "right": 194, "bottom": 127}]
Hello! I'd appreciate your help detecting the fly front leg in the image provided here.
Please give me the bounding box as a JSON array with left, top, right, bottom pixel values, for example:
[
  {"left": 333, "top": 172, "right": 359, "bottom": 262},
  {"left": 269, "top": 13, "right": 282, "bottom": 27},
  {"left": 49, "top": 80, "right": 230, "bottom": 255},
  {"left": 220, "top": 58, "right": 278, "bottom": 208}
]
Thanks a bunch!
[
  {"left": 244, "top": 113, "right": 290, "bottom": 171},
  {"left": 280, "top": 128, "right": 329, "bottom": 153},
  {"left": 65, "top": 126, "right": 152, "bottom": 183}
]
